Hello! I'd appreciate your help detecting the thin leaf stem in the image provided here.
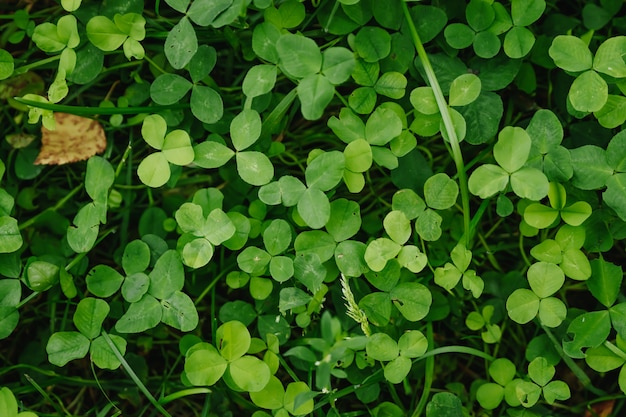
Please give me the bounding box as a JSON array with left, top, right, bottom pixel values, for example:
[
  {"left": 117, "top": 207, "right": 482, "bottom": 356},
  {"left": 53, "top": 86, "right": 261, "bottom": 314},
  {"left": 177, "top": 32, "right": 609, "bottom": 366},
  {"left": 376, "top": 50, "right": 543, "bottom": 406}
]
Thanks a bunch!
[
  {"left": 411, "top": 322, "right": 435, "bottom": 417},
  {"left": 401, "top": 1, "right": 471, "bottom": 248},
  {"left": 13, "top": 97, "right": 188, "bottom": 115},
  {"left": 19, "top": 183, "right": 83, "bottom": 230},
  {"left": 541, "top": 325, "right": 606, "bottom": 397},
  {"left": 101, "top": 330, "right": 174, "bottom": 417}
]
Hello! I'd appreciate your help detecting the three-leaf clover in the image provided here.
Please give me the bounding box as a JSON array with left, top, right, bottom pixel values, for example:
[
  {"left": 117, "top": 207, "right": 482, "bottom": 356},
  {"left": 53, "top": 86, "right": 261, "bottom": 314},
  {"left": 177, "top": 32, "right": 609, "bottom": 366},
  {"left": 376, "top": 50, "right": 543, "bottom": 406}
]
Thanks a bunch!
[
  {"left": 506, "top": 261, "right": 567, "bottom": 327},
  {"left": 184, "top": 320, "right": 272, "bottom": 393},
  {"left": 87, "top": 13, "right": 146, "bottom": 60},
  {"left": 469, "top": 126, "right": 549, "bottom": 201},
  {"left": 523, "top": 182, "right": 592, "bottom": 229},
  {"left": 137, "top": 114, "right": 195, "bottom": 187},
  {"left": 366, "top": 331, "right": 428, "bottom": 384},
  {"left": 434, "top": 242, "right": 483, "bottom": 298}
]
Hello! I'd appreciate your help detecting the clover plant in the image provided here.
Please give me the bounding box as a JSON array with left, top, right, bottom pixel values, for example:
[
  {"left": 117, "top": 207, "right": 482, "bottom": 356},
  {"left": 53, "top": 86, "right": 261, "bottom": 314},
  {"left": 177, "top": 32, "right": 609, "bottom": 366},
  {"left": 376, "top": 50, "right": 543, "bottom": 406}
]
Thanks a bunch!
[{"left": 1, "top": 0, "right": 626, "bottom": 416}]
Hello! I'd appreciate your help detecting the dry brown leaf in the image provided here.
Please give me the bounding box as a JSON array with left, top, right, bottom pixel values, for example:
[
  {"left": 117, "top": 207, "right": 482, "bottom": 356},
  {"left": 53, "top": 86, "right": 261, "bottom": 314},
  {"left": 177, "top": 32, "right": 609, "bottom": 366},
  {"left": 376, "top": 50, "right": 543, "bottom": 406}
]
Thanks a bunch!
[{"left": 35, "top": 112, "right": 106, "bottom": 165}]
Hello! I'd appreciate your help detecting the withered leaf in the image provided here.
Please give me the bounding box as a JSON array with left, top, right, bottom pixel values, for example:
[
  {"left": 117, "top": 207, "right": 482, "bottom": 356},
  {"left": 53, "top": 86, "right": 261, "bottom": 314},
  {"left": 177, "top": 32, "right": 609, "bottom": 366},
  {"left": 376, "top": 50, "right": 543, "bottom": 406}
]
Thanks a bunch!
[{"left": 36, "top": 112, "right": 106, "bottom": 165}]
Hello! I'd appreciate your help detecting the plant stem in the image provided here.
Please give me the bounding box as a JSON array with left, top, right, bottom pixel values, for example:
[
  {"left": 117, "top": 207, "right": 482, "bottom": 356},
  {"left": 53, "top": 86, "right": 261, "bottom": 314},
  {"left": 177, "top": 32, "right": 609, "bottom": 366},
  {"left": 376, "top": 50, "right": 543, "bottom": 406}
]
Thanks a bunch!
[
  {"left": 411, "top": 322, "right": 435, "bottom": 417},
  {"left": 13, "top": 97, "right": 188, "bottom": 115},
  {"left": 101, "top": 330, "right": 174, "bottom": 417},
  {"left": 401, "top": 1, "right": 471, "bottom": 248},
  {"left": 19, "top": 183, "right": 83, "bottom": 230},
  {"left": 541, "top": 325, "right": 606, "bottom": 397}
]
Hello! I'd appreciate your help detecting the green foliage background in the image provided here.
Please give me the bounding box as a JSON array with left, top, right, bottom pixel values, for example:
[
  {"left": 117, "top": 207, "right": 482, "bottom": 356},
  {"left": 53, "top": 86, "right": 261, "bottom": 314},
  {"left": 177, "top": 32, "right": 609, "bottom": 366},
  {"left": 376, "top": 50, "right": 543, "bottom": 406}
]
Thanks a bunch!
[{"left": 1, "top": 0, "right": 626, "bottom": 416}]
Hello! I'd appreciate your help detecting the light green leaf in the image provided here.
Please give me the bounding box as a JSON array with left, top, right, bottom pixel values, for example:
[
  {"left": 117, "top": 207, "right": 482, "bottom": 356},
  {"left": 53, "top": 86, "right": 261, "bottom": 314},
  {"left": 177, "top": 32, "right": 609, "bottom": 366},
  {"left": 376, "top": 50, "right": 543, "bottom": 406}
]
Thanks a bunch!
[
  {"left": 86, "top": 265, "right": 124, "bottom": 298},
  {"left": 237, "top": 246, "right": 271, "bottom": 275},
  {"left": 510, "top": 167, "right": 549, "bottom": 200},
  {"left": 354, "top": 26, "right": 391, "bottom": 63},
  {"left": 468, "top": 164, "right": 509, "bottom": 198},
  {"left": 543, "top": 380, "right": 571, "bottom": 404},
  {"left": 137, "top": 152, "right": 170, "bottom": 188},
  {"left": 190, "top": 85, "right": 223, "bottom": 124},
  {"left": 365, "top": 107, "right": 403, "bottom": 146},
  {"left": 494, "top": 126, "right": 531, "bottom": 173},
  {"left": 263, "top": 219, "right": 292, "bottom": 256},
  {"left": 384, "top": 355, "right": 412, "bottom": 384},
  {"left": 359, "top": 292, "right": 392, "bottom": 327},
  {"left": 182, "top": 237, "right": 214, "bottom": 268},
  {"left": 322, "top": 47, "right": 355, "bottom": 85},
  {"left": 538, "top": 296, "right": 567, "bottom": 327},
  {"left": 449, "top": 73, "right": 481, "bottom": 106},
  {"left": 524, "top": 203, "right": 559, "bottom": 229},
  {"left": 185, "top": 344, "right": 228, "bottom": 386},
  {"left": 90, "top": 334, "right": 126, "bottom": 370},
  {"left": 414, "top": 208, "right": 442, "bottom": 241},
  {"left": 279, "top": 287, "right": 312, "bottom": 313},
  {"left": 366, "top": 332, "right": 399, "bottom": 361},
  {"left": 560, "top": 248, "right": 591, "bottom": 280},
  {"left": 231, "top": 109, "right": 262, "bottom": 152},
  {"left": 46, "top": 331, "right": 90, "bottom": 366},
  {"left": 374, "top": 72, "right": 407, "bottom": 99},
  {"left": 217, "top": 320, "right": 251, "bottom": 361},
  {"left": 236, "top": 151, "right": 274, "bottom": 186},
  {"left": 604, "top": 173, "right": 626, "bottom": 222},
  {"left": 0, "top": 49, "right": 14, "bottom": 80},
  {"left": 506, "top": 288, "right": 539, "bottom": 324},
  {"left": 325, "top": 198, "right": 361, "bottom": 242},
  {"left": 527, "top": 261, "right": 565, "bottom": 298},
  {"left": 73, "top": 297, "right": 109, "bottom": 339},
  {"left": 141, "top": 114, "right": 167, "bottom": 149},
  {"left": 434, "top": 263, "right": 462, "bottom": 292},
  {"left": 587, "top": 258, "right": 622, "bottom": 308},
  {"left": 382, "top": 210, "right": 411, "bottom": 246},
  {"left": 249, "top": 376, "right": 285, "bottom": 410},
  {"left": 276, "top": 33, "right": 322, "bottom": 78},
  {"left": 570, "top": 145, "right": 612, "bottom": 190},
  {"left": 298, "top": 74, "right": 335, "bottom": 120},
  {"left": 162, "top": 130, "right": 194, "bottom": 165},
  {"left": 305, "top": 151, "right": 345, "bottom": 191},
  {"left": 364, "top": 238, "right": 401, "bottom": 272},
  {"left": 86, "top": 16, "right": 127, "bottom": 51},
  {"left": 164, "top": 16, "right": 197, "bottom": 69},
  {"left": 344, "top": 139, "right": 372, "bottom": 173},
  {"left": 243, "top": 64, "right": 277, "bottom": 98},
  {"left": 569, "top": 70, "right": 608, "bottom": 113},
  {"left": 528, "top": 356, "right": 555, "bottom": 386},
  {"left": 193, "top": 141, "right": 235, "bottom": 169},
  {"left": 115, "top": 294, "right": 162, "bottom": 333},
  {"left": 503, "top": 26, "right": 535, "bottom": 58},
  {"left": 593, "top": 36, "right": 626, "bottom": 78},
  {"left": 398, "top": 330, "right": 428, "bottom": 358},
  {"left": 293, "top": 253, "right": 326, "bottom": 293},
  {"left": 511, "top": 0, "right": 546, "bottom": 26},
  {"left": 227, "top": 355, "right": 271, "bottom": 392},
  {"left": 549, "top": 35, "right": 593, "bottom": 72},
  {"left": 297, "top": 188, "right": 330, "bottom": 229},
  {"left": 0, "top": 217, "right": 22, "bottom": 253},
  {"left": 526, "top": 109, "right": 564, "bottom": 153},
  {"left": 424, "top": 173, "right": 459, "bottom": 210},
  {"left": 150, "top": 74, "right": 192, "bottom": 105},
  {"left": 149, "top": 250, "right": 184, "bottom": 299},
  {"left": 397, "top": 245, "right": 428, "bottom": 273},
  {"left": 410, "top": 86, "right": 439, "bottom": 115},
  {"left": 476, "top": 383, "right": 504, "bottom": 410},
  {"left": 284, "top": 381, "right": 314, "bottom": 415},
  {"left": 390, "top": 282, "right": 432, "bottom": 321},
  {"left": 187, "top": 0, "right": 232, "bottom": 26}
]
